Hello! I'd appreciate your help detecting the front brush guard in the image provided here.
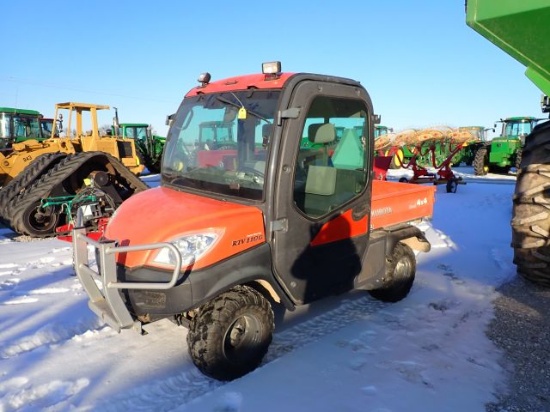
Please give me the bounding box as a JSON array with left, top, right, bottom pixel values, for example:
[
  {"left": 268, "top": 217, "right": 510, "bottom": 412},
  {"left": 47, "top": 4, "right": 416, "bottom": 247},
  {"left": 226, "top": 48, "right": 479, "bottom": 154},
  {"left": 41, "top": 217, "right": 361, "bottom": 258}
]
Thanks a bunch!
[{"left": 72, "top": 211, "right": 182, "bottom": 333}]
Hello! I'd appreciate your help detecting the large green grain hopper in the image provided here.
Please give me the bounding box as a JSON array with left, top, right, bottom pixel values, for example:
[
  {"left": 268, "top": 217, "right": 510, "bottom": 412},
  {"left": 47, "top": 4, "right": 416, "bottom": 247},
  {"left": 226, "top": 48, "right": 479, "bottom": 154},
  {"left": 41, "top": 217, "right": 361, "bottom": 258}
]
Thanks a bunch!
[{"left": 466, "top": 0, "right": 550, "bottom": 99}]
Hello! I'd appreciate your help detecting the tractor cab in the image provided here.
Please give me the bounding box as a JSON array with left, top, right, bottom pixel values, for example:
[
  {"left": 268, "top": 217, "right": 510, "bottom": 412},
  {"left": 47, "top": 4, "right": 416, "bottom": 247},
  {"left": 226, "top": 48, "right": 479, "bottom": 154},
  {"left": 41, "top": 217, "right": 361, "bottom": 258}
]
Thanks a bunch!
[
  {"left": 375, "top": 125, "right": 393, "bottom": 138},
  {"left": 496, "top": 116, "right": 540, "bottom": 145},
  {"left": 40, "top": 117, "right": 59, "bottom": 138},
  {"left": 0, "top": 107, "right": 45, "bottom": 152},
  {"left": 113, "top": 120, "right": 166, "bottom": 174}
]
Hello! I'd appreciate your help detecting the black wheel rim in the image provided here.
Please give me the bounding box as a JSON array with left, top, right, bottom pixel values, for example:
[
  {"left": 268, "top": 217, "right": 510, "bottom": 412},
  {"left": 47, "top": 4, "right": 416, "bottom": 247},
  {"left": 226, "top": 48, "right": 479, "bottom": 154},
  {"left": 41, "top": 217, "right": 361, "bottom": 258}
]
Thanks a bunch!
[{"left": 24, "top": 204, "right": 59, "bottom": 235}]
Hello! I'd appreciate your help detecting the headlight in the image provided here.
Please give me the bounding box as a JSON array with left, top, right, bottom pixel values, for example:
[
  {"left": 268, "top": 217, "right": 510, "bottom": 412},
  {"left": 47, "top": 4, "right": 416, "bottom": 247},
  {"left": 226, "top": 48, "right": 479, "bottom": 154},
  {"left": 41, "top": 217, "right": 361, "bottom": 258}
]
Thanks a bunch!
[{"left": 153, "top": 231, "right": 221, "bottom": 267}]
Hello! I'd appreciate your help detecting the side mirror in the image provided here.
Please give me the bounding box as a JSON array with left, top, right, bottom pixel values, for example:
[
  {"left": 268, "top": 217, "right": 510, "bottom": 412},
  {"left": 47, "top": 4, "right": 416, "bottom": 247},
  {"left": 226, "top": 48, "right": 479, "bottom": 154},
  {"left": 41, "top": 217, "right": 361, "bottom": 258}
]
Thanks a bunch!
[{"left": 166, "top": 113, "right": 175, "bottom": 126}]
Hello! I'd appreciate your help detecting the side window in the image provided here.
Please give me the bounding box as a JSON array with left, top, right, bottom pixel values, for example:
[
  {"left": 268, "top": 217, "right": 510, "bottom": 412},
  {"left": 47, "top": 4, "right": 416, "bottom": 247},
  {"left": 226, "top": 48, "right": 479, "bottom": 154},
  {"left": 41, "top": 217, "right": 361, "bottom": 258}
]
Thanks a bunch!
[{"left": 293, "top": 96, "right": 368, "bottom": 218}]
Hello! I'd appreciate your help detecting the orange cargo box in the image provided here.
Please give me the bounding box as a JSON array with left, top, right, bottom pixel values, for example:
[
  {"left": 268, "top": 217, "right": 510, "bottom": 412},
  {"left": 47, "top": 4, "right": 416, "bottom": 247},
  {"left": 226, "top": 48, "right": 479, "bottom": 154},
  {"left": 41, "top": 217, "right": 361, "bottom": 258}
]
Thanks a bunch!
[{"left": 370, "top": 180, "right": 435, "bottom": 229}]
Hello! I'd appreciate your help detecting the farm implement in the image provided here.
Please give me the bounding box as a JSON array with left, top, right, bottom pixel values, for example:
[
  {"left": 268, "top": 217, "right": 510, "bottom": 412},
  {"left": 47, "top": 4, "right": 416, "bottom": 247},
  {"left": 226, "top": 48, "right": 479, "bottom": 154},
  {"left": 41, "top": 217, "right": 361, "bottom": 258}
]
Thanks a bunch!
[{"left": 376, "top": 127, "right": 477, "bottom": 193}]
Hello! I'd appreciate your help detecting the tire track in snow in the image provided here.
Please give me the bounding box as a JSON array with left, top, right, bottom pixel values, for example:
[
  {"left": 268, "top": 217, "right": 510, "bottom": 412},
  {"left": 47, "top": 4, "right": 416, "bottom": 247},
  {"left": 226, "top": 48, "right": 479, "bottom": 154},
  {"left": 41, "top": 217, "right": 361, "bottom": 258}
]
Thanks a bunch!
[{"left": 92, "top": 294, "right": 387, "bottom": 411}]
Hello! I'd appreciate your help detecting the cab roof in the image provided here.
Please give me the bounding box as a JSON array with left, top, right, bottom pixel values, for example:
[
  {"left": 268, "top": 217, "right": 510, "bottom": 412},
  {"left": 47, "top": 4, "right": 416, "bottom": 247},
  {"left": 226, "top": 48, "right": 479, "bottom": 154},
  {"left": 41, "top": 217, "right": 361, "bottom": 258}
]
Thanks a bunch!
[{"left": 185, "top": 72, "right": 295, "bottom": 97}]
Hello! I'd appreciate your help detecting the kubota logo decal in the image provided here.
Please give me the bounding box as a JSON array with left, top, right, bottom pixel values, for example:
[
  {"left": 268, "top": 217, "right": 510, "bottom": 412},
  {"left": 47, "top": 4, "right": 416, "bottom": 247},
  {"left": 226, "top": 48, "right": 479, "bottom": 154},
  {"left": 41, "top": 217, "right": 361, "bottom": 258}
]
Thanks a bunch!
[
  {"left": 232, "top": 232, "right": 264, "bottom": 247},
  {"left": 371, "top": 207, "right": 392, "bottom": 217}
]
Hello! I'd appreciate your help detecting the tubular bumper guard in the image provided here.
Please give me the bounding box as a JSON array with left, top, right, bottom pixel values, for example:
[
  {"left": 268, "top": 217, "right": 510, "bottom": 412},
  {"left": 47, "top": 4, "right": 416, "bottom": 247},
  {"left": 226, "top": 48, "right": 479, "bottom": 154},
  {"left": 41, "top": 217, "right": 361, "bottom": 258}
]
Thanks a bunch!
[{"left": 72, "top": 226, "right": 182, "bottom": 333}]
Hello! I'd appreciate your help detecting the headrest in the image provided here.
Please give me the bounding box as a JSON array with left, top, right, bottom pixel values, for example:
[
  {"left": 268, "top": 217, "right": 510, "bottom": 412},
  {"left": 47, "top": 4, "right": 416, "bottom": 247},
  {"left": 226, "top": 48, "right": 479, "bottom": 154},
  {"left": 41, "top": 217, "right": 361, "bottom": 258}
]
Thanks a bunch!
[{"left": 309, "top": 123, "right": 335, "bottom": 144}]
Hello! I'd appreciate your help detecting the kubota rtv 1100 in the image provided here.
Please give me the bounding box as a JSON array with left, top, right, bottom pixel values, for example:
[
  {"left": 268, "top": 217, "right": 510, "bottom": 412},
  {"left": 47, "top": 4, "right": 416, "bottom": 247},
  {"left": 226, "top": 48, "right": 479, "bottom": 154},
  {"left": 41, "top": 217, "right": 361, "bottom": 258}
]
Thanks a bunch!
[{"left": 73, "top": 62, "right": 436, "bottom": 380}]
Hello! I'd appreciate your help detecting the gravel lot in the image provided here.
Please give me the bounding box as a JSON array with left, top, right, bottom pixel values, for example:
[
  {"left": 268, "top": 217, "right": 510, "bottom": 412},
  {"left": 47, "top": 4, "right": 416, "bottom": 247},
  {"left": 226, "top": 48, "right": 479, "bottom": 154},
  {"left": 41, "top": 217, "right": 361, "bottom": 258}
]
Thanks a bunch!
[{"left": 486, "top": 275, "right": 550, "bottom": 412}]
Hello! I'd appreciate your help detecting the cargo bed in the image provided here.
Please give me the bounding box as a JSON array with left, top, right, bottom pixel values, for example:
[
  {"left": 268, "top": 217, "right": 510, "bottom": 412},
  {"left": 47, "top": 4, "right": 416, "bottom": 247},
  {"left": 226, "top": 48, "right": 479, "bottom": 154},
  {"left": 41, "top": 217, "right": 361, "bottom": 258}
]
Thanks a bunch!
[{"left": 370, "top": 180, "right": 435, "bottom": 229}]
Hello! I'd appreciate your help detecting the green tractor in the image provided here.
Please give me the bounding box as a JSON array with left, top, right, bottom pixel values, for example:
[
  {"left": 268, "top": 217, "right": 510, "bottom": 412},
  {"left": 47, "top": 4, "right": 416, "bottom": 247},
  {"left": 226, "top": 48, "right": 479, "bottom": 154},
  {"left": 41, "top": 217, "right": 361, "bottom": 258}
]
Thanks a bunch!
[
  {"left": 0, "top": 107, "right": 49, "bottom": 152},
  {"left": 451, "top": 125, "right": 491, "bottom": 166},
  {"left": 112, "top": 120, "right": 166, "bottom": 174},
  {"left": 472, "top": 116, "right": 540, "bottom": 175},
  {"left": 375, "top": 125, "right": 392, "bottom": 138}
]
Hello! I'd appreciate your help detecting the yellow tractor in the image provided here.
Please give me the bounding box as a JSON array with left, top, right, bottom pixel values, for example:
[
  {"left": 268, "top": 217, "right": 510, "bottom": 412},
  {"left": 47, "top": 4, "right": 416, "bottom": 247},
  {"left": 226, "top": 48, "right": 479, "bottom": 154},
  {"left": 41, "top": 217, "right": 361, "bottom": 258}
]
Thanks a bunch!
[
  {"left": 0, "top": 102, "right": 148, "bottom": 237},
  {"left": 0, "top": 102, "right": 143, "bottom": 187}
]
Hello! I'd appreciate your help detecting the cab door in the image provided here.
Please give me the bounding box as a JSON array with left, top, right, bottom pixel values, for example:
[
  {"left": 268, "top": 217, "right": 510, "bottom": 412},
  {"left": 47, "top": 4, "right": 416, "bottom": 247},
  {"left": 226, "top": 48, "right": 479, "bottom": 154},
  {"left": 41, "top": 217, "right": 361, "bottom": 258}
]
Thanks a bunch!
[{"left": 271, "top": 77, "right": 375, "bottom": 305}]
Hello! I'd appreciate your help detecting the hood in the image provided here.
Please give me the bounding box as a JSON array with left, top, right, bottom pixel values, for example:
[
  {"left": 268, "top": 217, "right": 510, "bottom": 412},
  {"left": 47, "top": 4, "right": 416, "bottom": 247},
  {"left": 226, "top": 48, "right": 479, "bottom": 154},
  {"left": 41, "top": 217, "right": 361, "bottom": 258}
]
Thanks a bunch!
[{"left": 105, "top": 187, "right": 265, "bottom": 270}]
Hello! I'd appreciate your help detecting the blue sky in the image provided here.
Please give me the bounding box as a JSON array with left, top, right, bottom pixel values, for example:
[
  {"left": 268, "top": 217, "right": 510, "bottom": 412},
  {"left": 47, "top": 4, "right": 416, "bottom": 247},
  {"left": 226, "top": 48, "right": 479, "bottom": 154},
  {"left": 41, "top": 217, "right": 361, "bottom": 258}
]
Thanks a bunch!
[{"left": 1, "top": 0, "right": 543, "bottom": 137}]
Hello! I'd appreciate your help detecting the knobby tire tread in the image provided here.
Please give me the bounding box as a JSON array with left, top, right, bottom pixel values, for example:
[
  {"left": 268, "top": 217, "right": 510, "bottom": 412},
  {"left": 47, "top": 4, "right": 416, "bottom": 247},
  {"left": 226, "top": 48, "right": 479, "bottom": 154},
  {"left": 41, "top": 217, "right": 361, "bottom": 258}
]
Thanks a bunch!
[
  {"left": 187, "top": 285, "right": 274, "bottom": 381},
  {"left": 511, "top": 120, "right": 550, "bottom": 287},
  {"left": 473, "top": 145, "right": 488, "bottom": 176}
]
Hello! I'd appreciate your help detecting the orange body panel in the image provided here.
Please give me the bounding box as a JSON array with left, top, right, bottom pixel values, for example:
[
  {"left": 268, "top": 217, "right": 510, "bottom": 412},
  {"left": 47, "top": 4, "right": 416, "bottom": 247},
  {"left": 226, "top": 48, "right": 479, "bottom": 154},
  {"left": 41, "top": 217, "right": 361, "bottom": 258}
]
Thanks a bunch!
[
  {"left": 311, "top": 180, "right": 434, "bottom": 246},
  {"left": 311, "top": 210, "right": 369, "bottom": 246},
  {"left": 370, "top": 180, "right": 435, "bottom": 229},
  {"left": 105, "top": 187, "right": 265, "bottom": 270}
]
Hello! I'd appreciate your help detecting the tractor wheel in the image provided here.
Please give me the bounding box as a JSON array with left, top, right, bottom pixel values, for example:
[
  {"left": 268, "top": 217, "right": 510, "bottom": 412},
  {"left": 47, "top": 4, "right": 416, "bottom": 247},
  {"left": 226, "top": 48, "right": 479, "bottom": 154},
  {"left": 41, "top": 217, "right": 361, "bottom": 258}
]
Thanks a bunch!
[
  {"left": 143, "top": 153, "right": 161, "bottom": 174},
  {"left": 389, "top": 148, "right": 404, "bottom": 169},
  {"left": 0, "top": 152, "right": 67, "bottom": 222},
  {"left": 187, "top": 285, "right": 274, "bottom": 381},
  {"left": 473, "top": 146, "right": 489, "bottom": 176},
  {"left": 514, "top": 147, "right": 522, "bottom": 170},
  {"left": 511, "top": 120, "right": 550, "bottom": 287},
  {"left": 368, "top": 242, "right": 416, "bottom": 302},
  {"left": 12, "top": 198, "right": 61, "bottom": 237},
  {"left": 446, "top": 178, "right": 458, "bottom": 193}
]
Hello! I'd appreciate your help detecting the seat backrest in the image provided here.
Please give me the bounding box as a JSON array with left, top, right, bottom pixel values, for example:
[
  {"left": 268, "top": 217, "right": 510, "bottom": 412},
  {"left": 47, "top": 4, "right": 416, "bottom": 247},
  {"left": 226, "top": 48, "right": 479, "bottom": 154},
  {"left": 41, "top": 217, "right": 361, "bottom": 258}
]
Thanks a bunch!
[{"left": 305, "top": 165, "right": 337, "bottom": 195}]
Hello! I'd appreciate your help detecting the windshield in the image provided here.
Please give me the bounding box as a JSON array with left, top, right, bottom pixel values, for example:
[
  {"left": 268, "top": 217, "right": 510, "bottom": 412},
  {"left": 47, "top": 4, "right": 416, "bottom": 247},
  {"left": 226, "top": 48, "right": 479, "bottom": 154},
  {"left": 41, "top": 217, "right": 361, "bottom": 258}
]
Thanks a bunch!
[
  {"left": 14, "top": 114, "right": 42, "bottom": 139},
  {"left": 161, "top": 90, "right": 280, "bottom": 201},
  {"left": 0, "top": 113, "right": 42, "bottom": 148},
  {"left": 117, "top": 125, "right": 149, "bottom": 140},
  {"left": 504, "top": 120, "right": 536, "bottom": 137}
]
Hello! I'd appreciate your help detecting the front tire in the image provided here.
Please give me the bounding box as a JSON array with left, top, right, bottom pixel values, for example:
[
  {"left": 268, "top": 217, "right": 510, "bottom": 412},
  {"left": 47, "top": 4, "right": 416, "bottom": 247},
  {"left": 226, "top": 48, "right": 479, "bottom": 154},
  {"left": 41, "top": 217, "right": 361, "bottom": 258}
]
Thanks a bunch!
[
  {"left": 473, "top": 145, "right": 489, "bottom": 176},
  {"left": 511, "top": 120, "right": 550, "bottom": 287},
  {"left": 369, "top": 242, "right": 416, "bottom": 302},
  {"left": 187, "top": 285, "right": 274, "bottom": 381}
]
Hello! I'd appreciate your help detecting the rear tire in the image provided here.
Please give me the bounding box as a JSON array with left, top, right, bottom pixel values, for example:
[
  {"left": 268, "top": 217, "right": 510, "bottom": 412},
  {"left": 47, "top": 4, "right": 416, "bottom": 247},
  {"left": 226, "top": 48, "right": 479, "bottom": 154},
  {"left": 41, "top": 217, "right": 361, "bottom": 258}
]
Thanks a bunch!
[
  {"left": 187, "top": 285, "right": 274, "bottom": 381},
  {"left": 514, "top": 147, "right": 522, "bottom": 170},
  {"left": 369, "top": 242, "right": 416, "bottom": 302},
  {"left": 511, "top": 120, "right": 550, "bottom": 287}
]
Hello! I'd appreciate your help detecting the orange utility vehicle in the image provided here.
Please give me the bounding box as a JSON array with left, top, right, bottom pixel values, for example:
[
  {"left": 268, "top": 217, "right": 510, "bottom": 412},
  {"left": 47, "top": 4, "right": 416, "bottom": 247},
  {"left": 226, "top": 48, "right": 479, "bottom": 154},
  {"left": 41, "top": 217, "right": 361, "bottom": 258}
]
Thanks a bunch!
[{"left": 73, "top": 62, "right": 436, "bottom": 381}]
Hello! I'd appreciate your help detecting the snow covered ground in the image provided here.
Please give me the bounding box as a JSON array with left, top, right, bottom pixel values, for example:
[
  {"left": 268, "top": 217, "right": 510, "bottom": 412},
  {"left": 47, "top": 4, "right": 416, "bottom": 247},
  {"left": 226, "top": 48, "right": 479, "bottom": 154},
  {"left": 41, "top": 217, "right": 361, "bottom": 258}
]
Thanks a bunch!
[{"left": 0, "top": 167, "right": 522, "bottom": 411}]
